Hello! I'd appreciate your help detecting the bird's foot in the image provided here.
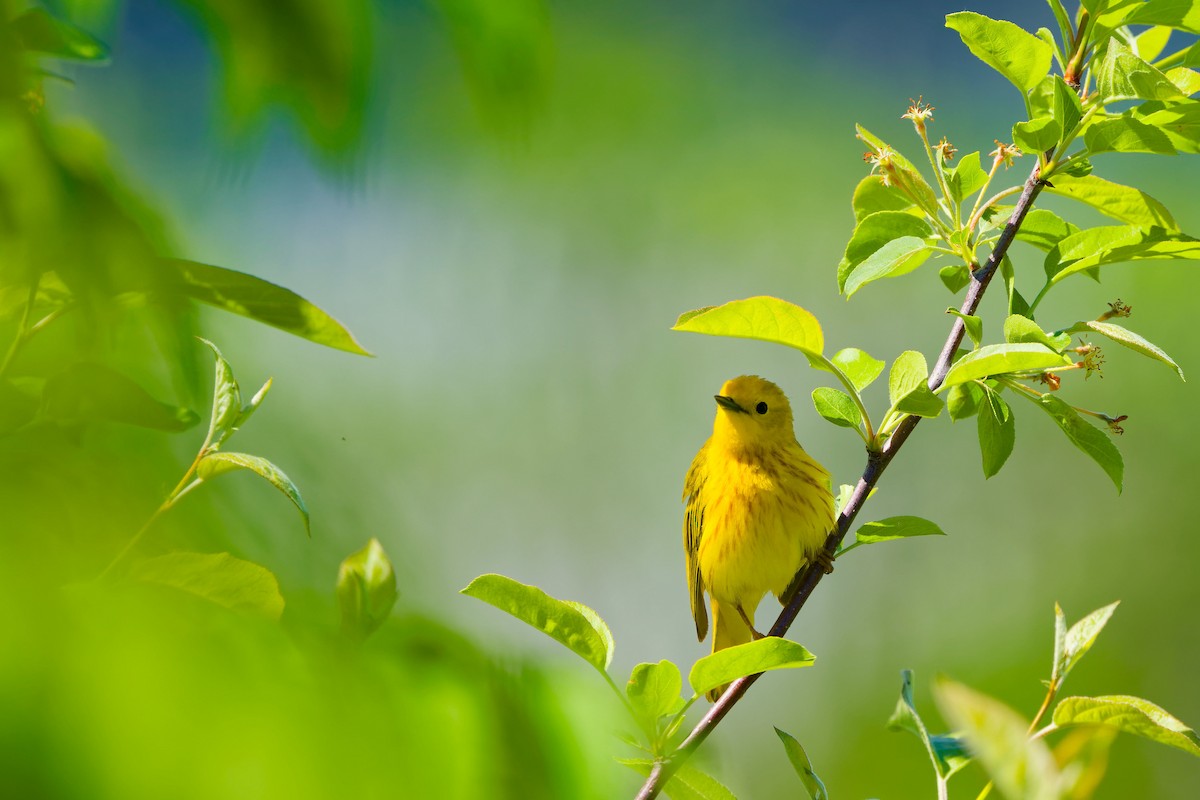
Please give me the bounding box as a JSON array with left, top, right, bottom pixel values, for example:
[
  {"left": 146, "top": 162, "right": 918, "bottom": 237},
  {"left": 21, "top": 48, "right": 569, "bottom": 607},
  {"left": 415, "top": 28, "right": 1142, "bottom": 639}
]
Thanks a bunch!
[{"left": 736, "top": 605, "right": 766, "bottom": 640}]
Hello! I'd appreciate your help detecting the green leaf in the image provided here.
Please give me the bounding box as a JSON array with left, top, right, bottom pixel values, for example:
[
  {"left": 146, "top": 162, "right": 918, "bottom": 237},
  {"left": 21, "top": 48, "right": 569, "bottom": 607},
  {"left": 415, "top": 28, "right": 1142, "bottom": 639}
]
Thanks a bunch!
[
  {"left": 1013, "top": 116, "right": 1063, "bottom": 153},
  {"left": 1004, "top": 315, "right": 1072, "bottom": 351},
  {"left": 40, "top": 363, "right": 200, "bottom": 432},
  {"left": 811, "top": 387, "right": 863, "bottom": 430},
  {"left": 1052, "top": 603, "right": 1068, "bottom": 685},
  {"left": 936, "top": 679, "right": 1062, "bottom": 800},
  {"left": 1053, "top": 76, "right": 1084, "bottom": 139},
  {"left": 619, "top": 760, "right": 738, "bottom": 800},
  {"left": 948, "top": 382, "right": 985, "bottom": 421},
  {"left": 10, "top": 8, "right": 110, "bottom": 61},
  {"left": 888, "top": 350, "right": 943, "bottom": 418},
  {"left": 1046, "top": 225, "right": 1200, "bottom": 284},
  {"left": 1128, "top": 0, "right": 1200, "bottom": 35},
  {"left": 1044, "top": 174, "right": 1178, "bottom": 230},
  {"left": 856, "top": 126, "right": 941, "bottom": 216},
  {"left": 887, "top": 670, "right": 970, "bottom": 779},
  {"left": 1136, "top": 99, "right": 1200, "bottom": 152},
  {"left": 627, "top": 660, "right": 684, "bottom": 739},
  {"left": 1046, "top": 0, "right": 1073, "bottom": 58},
  {"left": 852, "top": 175, "right": 914, "bottom": 222},
  {"left": 1027, "top": 73, "right": 1057, "bottom": 121},
  {"left": 977, "top": 385, "right": 1016, "bottom": 478},
  {"left": 946, "top": 12, "right": 1054, "bottom": 92},
  {"left": 1037, "top": 29, "right": 1064, "bottom": 75},
  {"left": 235, "top": 378, "right": 273, "bottom": 429},
  {"left": 129, "top": 552, "right": 284, "bottom": 620},
  {"left": 888, "top": 349, "right": 928, "bottom": 405},
  {"left": 688, "top": 637, "right": 814, "bottom": 697},
  {"left": 837, "top": 211, "right": 934, "bottom": 293},
  {"left": 939, "top": 264, "right": 971, "bottom": 293},
  {"left": 1053, "top": 696, "right": 1200, "bottom": 757},
  {"left": 1095, "top": 37, "right": 1184, "bottom": 101},
  {"left": 946, "top": 309, "right": 983, "bottom": 347},
  {"left": 1167, "top": 67, "right": 1200, "bottom": 96},
  {"left": 1184, "top": 41, "right": 1200, "bottom": 68},
  {"left": 1135, "top": 25, "right": 1175, "bottom": 62},
  {"left": 834, "top": 483, "right": 874, "bottom": 517},
  {"left": 178, "top": 0, "right": 370, "bottom": 151},
  {"left": 1065, "top": 320, "right": 1186, "bottom": 379},
  {"left": 944, "top": 343, "right": 1073, "bottom": 386},
  {"left": 170, "top": 260, "right": 371, "bottom": 356},
  {"left": 775, "top": 728, "right": 829, "bottom": 800},
  {"left": 811, "top": 388, "right": 859, "bottom": 431},
  {"left": 197, "top": 451, "right": 311, "bottom": 534},
  {"left": 1033, "top": 395, "right": 1124, "bottom": 491},
  {"left": 198, "top": 338, "right": 242, "bottom": 446},
  {"left": 336, "top": 538, "right": 398, "bottom": 639},
  {"left": 831, "top": 347, "right": 885, "bottom": 391},
  {"left": 1084, "top": 114, "right": 1178, "bottom": 154},
  {"left": 854, "top": 516, "right": 946, "bottom": 545},
  {"left": 1061, "top": 156, "right": 1094, "bottom": 176},
  {"left": 1015, "top": 208, "right": 1080, "bottom": 252},
  {"left": 947, "top": 151, "right": 989, "bottom": 204},
  {"left": 672, "top": 296, "right": 824, "bottom": 366},
  {"left": 843, "top": 236, "right": 933, "bottom": 298},
  {"left": 1090, "top": 0, "right": 1152, "bottom": 40},
  {"left": 1056, "top": 602, "right": 1120, "bottom": 683},
  {"left": 461, "top": 574, "right": 615, "bottom": 672}
]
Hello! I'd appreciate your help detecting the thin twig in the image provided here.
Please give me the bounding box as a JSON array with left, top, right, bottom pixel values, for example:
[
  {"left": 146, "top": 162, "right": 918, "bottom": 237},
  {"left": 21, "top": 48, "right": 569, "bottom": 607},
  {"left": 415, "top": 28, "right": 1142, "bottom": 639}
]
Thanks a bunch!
[{"left": 635, "top": 158, "right": 1049, "bottom": 800}]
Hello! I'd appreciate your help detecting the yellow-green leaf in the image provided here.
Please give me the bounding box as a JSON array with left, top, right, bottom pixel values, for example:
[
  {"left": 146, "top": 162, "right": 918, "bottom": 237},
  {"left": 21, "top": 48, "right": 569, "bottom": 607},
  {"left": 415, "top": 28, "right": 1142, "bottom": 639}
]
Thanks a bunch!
[
  {"left": 673, "top": 296, "right": 824, "bottom": 361},
  {"left": 1054, "top": 695, "right": 1200, "bottom": 757},
  {"left": 688, "top": 637, "right": 814, "bottom": 697},
  {"left": 197, "top": 451, "right": 310, "bottom": 534},
  {"left": 130, "top": 552, "right": 284, "bottom": 620},
  {"left": 461, "top": 574, "right": 614, "bottom": 672}
]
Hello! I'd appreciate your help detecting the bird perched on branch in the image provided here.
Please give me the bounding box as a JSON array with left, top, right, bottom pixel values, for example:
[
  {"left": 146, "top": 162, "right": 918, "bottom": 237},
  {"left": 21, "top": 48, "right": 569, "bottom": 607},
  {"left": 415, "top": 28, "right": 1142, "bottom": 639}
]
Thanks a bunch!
[{"left": 683, "top": 375, "right": 835, "bottom": 700}]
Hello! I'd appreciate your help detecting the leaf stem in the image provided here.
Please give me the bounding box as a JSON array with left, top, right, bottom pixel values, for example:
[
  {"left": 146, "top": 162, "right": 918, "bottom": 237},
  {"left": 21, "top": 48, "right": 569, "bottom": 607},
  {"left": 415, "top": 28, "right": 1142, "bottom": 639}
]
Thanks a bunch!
[
  {"left": 602, "top": 669, "right": 641, "bottom": 731},
  {"left": 1152, "top": 48, "right": 1189, "bottom": 70},
  {"left": 97, "top": 477, "right": 203, "bottom": 580},
  {"left": 1031, "top": 722, "right": 1058, "bottom": 740},
  {"left": 1064, "top": 10, "right": 1091, "bottom": 89},
  {"left": 1028, "top": 678, "right": 1060, "bottom": 735},
  {"left": 0, "top": 275, "right": 41, "bottom": 382},
  {"left": 812, "top": 353, "right": 877, "bottom": 446},
  {"left": 966, "top": 184, "right": 1024, "bottom": 233},
  {"left": 966, "top": 156, "right": 1004, "bottom": 236},
  {"left": 919, "top": 124, "right": 956, "bottom": 228},
  {"left": 98, "top": 412, "right": 221, "bottom": 580},
  {"left": 635, "top": 159, "right": 1052, "bottom": 800}
]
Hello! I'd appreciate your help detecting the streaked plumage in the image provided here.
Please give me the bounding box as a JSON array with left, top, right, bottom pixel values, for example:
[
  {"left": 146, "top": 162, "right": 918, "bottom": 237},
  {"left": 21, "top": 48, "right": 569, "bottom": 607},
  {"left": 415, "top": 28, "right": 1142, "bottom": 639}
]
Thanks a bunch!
[{"left": 683, "top": 375, "right": 835, "bottom": 699}]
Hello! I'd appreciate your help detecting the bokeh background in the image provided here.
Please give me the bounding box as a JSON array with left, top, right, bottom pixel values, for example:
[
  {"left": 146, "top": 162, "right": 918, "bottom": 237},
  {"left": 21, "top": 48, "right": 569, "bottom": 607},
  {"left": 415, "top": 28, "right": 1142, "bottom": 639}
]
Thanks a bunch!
[{"left": 2, "top": 0, "right": 1198, "bottom": 797}]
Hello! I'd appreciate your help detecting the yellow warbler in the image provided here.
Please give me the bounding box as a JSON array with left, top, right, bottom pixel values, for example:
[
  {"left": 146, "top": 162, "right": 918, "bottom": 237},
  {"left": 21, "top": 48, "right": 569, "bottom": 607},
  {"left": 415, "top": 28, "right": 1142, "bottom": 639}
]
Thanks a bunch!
[{"left": 682, "top": 375, "right": 835, "bottom": 700}]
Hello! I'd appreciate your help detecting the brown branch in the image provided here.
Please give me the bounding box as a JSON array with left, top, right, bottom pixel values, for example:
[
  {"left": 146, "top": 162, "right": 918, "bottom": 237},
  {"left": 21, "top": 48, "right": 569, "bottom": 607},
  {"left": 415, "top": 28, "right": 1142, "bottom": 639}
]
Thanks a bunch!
[{"left": 635, "top": 160, "right": 1048, "bottom": 800}]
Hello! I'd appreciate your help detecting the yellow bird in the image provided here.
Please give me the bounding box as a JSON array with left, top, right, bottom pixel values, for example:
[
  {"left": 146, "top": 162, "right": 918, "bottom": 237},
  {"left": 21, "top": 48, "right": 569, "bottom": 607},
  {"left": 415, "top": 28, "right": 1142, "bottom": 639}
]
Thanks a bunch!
[{"left": 683, "top": 375, "right": 836, "bottom": 700}]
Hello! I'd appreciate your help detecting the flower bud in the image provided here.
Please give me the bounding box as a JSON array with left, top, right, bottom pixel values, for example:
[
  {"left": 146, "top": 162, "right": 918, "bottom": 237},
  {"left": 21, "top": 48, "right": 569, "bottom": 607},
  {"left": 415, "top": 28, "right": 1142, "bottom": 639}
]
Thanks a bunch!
[{"left": 337, "top": 538, "right": 398, "bottom": 640}]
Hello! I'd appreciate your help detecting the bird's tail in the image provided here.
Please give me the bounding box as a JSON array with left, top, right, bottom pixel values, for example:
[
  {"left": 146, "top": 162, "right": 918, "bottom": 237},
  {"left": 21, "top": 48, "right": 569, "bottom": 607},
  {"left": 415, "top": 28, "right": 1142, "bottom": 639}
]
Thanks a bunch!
[{"left": 708, "top": 599, "right": 754, "bottom": 701}]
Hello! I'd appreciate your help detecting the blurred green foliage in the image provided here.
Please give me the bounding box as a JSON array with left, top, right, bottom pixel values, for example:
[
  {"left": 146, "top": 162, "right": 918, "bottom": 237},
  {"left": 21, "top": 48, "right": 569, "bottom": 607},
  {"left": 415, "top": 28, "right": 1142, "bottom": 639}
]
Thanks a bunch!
[{"left": 0, "top": 1, "right": 613, "bottom": 797}]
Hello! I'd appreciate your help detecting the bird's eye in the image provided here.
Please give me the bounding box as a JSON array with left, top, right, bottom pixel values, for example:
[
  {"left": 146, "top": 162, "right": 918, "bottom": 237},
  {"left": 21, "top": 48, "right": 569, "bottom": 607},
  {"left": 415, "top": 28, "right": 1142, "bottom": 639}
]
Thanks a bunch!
[{"left": 756, "top": 402, "right": 768, "bottom": 414}]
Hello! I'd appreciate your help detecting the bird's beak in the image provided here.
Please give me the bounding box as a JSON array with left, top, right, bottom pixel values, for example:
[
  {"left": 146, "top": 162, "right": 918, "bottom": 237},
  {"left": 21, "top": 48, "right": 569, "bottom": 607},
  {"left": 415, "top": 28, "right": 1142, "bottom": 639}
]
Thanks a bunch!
[{"left": 714, "top": 395, "right": 748, "bottom": 414}]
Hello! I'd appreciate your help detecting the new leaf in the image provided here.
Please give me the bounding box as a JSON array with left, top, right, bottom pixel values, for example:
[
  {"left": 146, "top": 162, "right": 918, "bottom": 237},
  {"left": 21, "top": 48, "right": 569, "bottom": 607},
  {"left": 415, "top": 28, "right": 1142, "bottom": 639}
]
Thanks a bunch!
[{"left": 461, "top": 574, "right": 615, "bottom": 673}]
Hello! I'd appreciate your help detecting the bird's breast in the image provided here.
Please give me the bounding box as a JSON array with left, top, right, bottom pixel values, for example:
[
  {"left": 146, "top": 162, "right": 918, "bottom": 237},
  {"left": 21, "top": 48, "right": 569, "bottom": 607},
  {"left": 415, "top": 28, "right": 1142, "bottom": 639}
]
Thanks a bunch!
[{"left": 696, "top": 446, "right": 832, "bottom": 606}]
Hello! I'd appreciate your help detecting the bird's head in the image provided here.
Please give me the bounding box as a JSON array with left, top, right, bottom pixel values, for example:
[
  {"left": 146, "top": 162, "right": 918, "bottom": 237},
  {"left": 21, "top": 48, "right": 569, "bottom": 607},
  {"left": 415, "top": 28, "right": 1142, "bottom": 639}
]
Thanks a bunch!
[{"left": 711, "top": 375, "right": 794, "bottom": 446}]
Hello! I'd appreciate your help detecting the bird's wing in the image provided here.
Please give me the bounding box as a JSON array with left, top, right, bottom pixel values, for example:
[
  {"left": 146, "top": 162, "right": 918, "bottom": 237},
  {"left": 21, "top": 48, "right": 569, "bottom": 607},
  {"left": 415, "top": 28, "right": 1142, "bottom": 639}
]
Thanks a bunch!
[{"left": 682, "top": 440, "right": 709, "bottom": 642}]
